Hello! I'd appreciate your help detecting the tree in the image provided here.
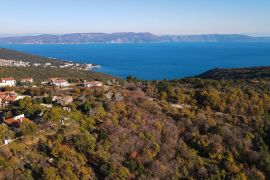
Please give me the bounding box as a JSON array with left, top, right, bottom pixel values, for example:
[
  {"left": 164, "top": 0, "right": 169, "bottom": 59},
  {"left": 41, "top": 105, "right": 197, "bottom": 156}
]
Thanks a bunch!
[
  {"left": 19, "top": 121, "right": 37, "bottom": 136},
  {"left": 195, "top": 88, "right": 221, "bottom": 110},
  {"left": 72, "top": 133, "right": 96, "bottom": 154},
  {"left": 0, "top": 124, "right": 14, "bottom": 141},
  {"left": 160, "top": 91, "right": 168, "bottom": 101},
  {"left": 157, "top": 80, "right": 173, "bottom": 95},
  {"left": 42, "top": 107, "right": 64, "bottom": 123},
  {"left": 127, "top": 75, "right": 138, "bottom": 83},
  {"left": 42, "top": 167, "right": 61, "bottom": 180},
  {"left": 43, "top": 95, "right": 53, "bottom": 104},
  {"left": 18, "top": 97, "right": 43, "bottom": 119}
]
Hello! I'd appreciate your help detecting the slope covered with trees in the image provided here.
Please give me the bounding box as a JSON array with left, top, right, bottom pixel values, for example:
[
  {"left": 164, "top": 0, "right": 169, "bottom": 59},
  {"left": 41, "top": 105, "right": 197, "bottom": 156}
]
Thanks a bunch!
[
  {"left": 1, "top": 78, "right": 270, "bottom": 179},
  {"left": 199, "top": 66, "right": 270, "bottom": 80},
  {"left": 0, "top": 48, "right": 115, "bottom": 82},
  {"left": 0, "top": 48, "right": 62, "bottom": 65},
  {"left": 0, "top": 67, "right": 114, "bottom": 82}
]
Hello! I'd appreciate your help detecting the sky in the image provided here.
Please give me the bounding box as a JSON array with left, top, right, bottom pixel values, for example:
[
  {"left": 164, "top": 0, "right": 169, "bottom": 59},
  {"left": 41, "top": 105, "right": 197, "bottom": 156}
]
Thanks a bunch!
[{"left": 0, "top": 0, "right": 270, "bottom": 36}]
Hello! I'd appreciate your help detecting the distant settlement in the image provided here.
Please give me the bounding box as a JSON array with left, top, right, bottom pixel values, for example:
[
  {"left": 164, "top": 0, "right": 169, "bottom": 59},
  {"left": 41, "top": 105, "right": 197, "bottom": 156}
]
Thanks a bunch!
[{"left": 0, "top": 58, "right": 100, "bottom": 71}]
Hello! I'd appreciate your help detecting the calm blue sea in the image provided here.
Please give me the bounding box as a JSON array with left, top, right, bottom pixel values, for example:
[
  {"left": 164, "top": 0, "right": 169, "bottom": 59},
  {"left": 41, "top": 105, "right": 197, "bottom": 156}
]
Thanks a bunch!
[{"left": 1, "top": 43, "right": 270, "bottom": 80}]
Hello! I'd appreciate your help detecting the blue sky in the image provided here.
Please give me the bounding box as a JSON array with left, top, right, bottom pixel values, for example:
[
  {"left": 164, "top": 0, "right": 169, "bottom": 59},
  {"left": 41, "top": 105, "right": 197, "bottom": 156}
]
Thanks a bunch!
[{"left": 0, "top": 0, "right": 269, "bottom": 36}]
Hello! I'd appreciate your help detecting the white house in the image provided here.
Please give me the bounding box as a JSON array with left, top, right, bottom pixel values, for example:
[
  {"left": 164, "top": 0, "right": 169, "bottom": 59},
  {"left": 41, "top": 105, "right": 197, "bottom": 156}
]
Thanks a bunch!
[
  {"left": 44, "top": 63, "right": 52, "bottom": 66},
  {"left": 20, "top": 78, "right": 33, "bottom": 83},
  {"left": 13, "top": 114, "right": 25, "bottom": 121},
  {"left": 4, "top": 139, "right": 13, "bottom": 145},
  {"left": 48, "top": 78, "right": 70, "bottom": 87},
  {"left": 82, "top": 81, "right": 102, "bottom": 88},
  {"left": 33, "top": 63, "right": 41, "bottom": 67},
  {"left": 0, "top": 77, "right": 16, "bottom": 87}
]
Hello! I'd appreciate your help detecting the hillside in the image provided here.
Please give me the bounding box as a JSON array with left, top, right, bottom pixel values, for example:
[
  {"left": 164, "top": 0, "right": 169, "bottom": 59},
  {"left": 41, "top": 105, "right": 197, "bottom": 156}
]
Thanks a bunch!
[
  {"left": 0, "top": 67, "right": 114, "bottom": 82},
  {"left": 0, "top": 48, "right": 63, "bottom": 65},
  {"left": 1, "top": 78, "right": 270, "bottom": 179},
  {"left": 0, "top": 48, "right": 113, "bottom": 82},
  {"left": 198, "top": 66, "right": 270, "bottom": 80},
  {"left": 0, "top": 48, "right": 115, "bottom": 82},
  {"left": 0, "top": 33, "right": 270, "bottom": 44}
]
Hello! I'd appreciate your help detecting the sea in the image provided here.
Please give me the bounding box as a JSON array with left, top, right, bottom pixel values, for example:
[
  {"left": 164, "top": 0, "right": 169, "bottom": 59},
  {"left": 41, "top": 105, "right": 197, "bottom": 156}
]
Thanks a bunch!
[{"left": 1, "top": 43, "right": 270, "bottom": 80}]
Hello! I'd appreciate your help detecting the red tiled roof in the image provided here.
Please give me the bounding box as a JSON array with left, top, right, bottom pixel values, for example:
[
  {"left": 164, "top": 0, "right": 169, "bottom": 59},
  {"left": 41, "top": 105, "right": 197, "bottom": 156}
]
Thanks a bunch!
[
  {"left": 4, "top": 117, "right": 32, "bottom": 126},
  {"left": 0, "top": 77, "right": 15, "bottom": 81},
  {"left": 48, "top": 78, "right": 66, "bottom": 81},
  {"left": 0, "top": 91, "right": 18, "bottom": 103},
  {"left": 20, "top": 78, "right": 33, "bottom": 81},
  {"left": 4, "top": 96, "right": 17, "bottom": 102}
]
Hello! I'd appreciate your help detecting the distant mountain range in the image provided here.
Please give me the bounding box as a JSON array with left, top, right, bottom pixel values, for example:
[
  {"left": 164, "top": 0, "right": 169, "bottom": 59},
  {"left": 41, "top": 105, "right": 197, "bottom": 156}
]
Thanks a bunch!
[{"left": 0, "top": 33, "right": 270, "bottom": 44}]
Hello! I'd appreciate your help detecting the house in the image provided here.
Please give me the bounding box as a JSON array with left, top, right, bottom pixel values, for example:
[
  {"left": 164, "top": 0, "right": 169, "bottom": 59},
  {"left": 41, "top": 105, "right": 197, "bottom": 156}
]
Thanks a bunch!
[
  {"left": 0, "top": 77, "right": 16, "bottom": 87},
  {"left": 3, "top": 139, "right": 13, "bottom": 145},
  {"left": 57, "top": 96, "right": 73, "bottom": 106},
  {"left": 44, "top": 63, "right": 52, "bottom": 66},
  {"left": 20, "top": 78, "right": 33, "bottom": 83},
  {"left": 40, "top": 103, "right": 53, "bottom": 108},
  {"left": 52, "top": 96, "right": 62, "bottom": 102},
  {"left": 51, "top": 95, "right": 73, "bottom": 106},
  {"left": 0, "top": 91, "right": 24, "bottom": 107},
  {"left": 33, "top": 63, "right": 41, "bottom": 67},
  {"left": 82, "top": 81, "right": 102, "bottom": 88},
  {"left": 4, "top": 114, "right": 32, "bottom": 127},
  {"left": 48, "top": 78, "right": 70, "bottom": 87}
]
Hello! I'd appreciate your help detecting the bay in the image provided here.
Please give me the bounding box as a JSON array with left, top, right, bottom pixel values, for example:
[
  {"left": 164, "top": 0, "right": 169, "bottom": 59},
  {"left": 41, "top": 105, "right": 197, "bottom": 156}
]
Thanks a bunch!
[{"left": 1, "top": 43, "right": 270, "bottom": 80}]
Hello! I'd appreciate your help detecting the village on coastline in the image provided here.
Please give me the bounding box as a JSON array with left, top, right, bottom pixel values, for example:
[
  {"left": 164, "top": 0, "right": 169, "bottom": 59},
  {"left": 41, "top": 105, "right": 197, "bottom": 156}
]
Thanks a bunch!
[{"left": 0, "top": 57, "right": 100, "bottom": 70}]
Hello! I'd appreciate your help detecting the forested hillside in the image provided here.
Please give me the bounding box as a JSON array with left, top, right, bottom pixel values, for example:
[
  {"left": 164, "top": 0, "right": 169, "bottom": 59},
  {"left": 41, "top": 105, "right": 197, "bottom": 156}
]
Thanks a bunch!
[
  {"left": 0, "top": 48, "right": 61, "bottom": 65},
  {"left": 0, "top": 67, "right": 114, "bottom": 82},
  {"left": 199, "top": 66, "right": 270, "bottom": 80},
  {"left": 0, "top": 48, "right": 114, "bottom": 82},
  {"left": 1, "top": 78, "right": 270, "bottom": 179}
]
